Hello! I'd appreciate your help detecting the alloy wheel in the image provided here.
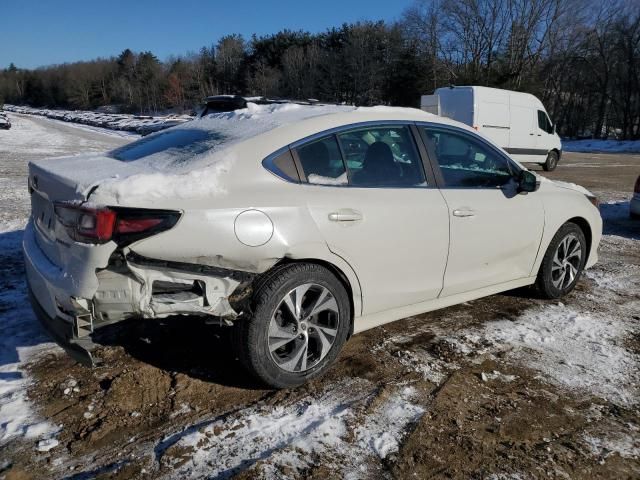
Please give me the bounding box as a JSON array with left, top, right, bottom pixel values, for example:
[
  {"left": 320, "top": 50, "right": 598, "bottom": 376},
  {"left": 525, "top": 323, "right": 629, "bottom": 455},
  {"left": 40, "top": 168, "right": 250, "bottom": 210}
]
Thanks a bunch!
[
  {"left": 268, "top": 283, "right": 340, "bottom": 373},
  {"left": 551, "top": 233, "right": 582, "bottom": 289}
]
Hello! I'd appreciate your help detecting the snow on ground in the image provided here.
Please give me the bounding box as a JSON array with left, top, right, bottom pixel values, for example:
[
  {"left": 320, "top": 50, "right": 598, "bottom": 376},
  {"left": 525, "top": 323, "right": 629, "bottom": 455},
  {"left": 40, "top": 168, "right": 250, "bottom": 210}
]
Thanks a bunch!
[
  {"left": 383, "top": 258, "right": 639, "bottom": 408},
  {"left": 471, "top": 302, "right": 639, "bottom": 406},
  {"left": 0, "top": 225, "right": 59, "bottom": 444},
  {"left": 4, "top": 105, "right": 192, "bottom": 135},
  {"left": 563, "top": 139, "right": 640, "bottom": 153},
  {"left": 160, "top": 379, "right": 424, "bottom": 479},
  {"left": 0, "top": 114, "right": 132, "bottom": 449}
]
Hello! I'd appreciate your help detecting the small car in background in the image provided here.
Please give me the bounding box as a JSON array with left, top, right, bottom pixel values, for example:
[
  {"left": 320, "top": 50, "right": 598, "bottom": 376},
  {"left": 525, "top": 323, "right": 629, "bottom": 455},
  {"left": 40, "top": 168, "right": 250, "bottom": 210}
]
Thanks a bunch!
[
  {"left": 0, "top": 113, "right": 11, "bottom": 129},
  {"left": 631, "top": 175, "right": 640, "bottom": 219}
]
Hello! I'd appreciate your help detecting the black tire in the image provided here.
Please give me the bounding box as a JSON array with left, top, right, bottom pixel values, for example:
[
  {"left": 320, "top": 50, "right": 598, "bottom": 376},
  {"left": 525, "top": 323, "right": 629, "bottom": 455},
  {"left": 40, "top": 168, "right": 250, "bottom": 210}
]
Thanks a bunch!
[
  {"left": 536, "top": 222, "right": 587, "bottom": 299},
  {"left": 235, "top": 263, "right": 351, "bottom": 388},
  {"left": 542, "top": 150, "right": 559, "bottom": 171}
]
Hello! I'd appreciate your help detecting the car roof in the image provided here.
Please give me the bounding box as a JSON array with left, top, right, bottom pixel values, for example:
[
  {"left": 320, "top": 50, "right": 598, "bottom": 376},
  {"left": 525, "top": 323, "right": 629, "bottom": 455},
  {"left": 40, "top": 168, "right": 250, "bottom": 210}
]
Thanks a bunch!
[{"left": 233, "top": 104, "right": 478, "bottom": 158}]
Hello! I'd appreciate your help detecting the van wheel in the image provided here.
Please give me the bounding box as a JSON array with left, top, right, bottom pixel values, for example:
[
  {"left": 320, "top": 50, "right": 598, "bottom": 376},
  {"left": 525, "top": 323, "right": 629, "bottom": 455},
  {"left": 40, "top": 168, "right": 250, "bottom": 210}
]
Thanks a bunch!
[
  {"left": 536, "top": 223, "right": 586, "bottom": 299},
  {"left": 542, "top": 150, "right": 559, "bottom": 171},
  {"left": 235, "top": 263, "right": 351, "bottom": 388}
]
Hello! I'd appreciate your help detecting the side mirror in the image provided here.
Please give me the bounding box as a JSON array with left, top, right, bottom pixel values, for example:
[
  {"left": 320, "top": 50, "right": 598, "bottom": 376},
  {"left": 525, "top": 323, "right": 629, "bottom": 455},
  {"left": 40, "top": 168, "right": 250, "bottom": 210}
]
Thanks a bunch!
[
  {"left": 518, "top": 170, "right": 539, "bottom": 193},
  {"left": 552, "top": 123, "right": 556, "bottom": 134}
]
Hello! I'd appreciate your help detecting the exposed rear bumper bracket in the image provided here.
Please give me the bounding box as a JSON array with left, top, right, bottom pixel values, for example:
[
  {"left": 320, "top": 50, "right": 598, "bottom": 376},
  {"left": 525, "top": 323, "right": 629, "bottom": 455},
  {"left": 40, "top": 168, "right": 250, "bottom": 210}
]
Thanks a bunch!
[{"left": 28, "top": 286, "right": 98, "bottom": 367}]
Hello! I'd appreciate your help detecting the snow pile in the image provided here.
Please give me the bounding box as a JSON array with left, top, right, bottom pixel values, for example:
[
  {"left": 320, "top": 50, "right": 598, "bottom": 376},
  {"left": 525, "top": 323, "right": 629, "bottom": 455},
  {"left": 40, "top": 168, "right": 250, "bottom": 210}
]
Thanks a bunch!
[
  {"left": 0, "top": 226, "right": 59, "bottom": 446},
  {"left": 4, "top": 104, "right": 191, "bottom": 135},
  {"left": 562, "top": 139, "right": 640, "bottom": 153}
]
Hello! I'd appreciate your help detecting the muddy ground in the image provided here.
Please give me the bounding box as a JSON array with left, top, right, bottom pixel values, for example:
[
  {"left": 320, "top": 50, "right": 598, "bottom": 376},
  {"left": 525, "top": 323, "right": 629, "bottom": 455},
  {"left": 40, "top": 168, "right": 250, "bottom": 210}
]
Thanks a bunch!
[{"left": 0, "top": 118, "right": 639, "bottom": 480}]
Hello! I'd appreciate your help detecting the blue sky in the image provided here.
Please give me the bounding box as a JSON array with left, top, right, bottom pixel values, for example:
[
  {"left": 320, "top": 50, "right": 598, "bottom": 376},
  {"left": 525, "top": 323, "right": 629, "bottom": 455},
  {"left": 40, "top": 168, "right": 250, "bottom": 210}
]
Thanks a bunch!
[{"left": 2, "top": 0, "right": 415, "bottom": 69}]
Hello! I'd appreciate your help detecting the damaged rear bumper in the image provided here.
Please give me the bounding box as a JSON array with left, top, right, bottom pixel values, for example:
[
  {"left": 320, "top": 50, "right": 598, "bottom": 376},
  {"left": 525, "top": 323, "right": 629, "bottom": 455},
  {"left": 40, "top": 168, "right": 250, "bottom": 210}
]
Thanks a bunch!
[
  {"left": 27, "top": 285, "right": 96, "bottom": 366},
  {"left": 24, "top": 219, "right": 257, "bottom": 367}
]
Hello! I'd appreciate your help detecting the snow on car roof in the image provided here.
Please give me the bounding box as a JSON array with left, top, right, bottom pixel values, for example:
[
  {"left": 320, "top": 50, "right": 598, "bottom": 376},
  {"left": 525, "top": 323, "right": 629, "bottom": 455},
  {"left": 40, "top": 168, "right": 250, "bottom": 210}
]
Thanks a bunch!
[
  {"left": 46, "top": 103, "right": 436, "bottom": 204},
  {"left": 109, "top": 102, "right": 357, "bottom": 171}
]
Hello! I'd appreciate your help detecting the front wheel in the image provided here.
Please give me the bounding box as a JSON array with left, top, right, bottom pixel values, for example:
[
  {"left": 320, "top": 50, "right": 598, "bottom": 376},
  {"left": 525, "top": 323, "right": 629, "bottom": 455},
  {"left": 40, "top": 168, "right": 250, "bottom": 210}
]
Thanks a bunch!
[
  {"left": 235, "top": 263, "right": 351, "bottom": 388},
  {"left": 542, "top": 150, "right": 559, "bottom": 171},
  {"left": 536, "top": 223, "right": 587, "bottom": 299}
]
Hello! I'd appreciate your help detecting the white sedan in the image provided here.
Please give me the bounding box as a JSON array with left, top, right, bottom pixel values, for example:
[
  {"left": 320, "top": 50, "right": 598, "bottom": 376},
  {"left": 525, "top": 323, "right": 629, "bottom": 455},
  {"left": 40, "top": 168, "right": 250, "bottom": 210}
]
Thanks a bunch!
[{"left": 24, "top": 103, "right": 602, "bottom": 387}]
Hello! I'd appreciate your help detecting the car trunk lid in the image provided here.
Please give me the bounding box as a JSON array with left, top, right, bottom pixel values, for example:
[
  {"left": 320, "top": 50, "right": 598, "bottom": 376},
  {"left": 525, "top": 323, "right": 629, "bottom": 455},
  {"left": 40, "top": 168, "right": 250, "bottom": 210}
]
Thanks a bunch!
[{"left": 28, "top": 154, "right": 145, "bottom": 269}]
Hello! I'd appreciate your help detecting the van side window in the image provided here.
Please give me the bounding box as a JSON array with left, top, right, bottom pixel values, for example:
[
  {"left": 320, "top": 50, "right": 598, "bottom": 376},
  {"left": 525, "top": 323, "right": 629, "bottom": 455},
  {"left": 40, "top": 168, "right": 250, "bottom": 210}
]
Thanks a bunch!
[
  {"left": 537, "top": 110, "right": 553, "bottom": 134},
  {"left": 295, "top": 135, "right": 347, "bottom": 185},
  {"left": 337, "top": 125, "right": 426, "bottom": 187},
  {"left": 422, "top": 127, "right": 515, "bottom": 188}
]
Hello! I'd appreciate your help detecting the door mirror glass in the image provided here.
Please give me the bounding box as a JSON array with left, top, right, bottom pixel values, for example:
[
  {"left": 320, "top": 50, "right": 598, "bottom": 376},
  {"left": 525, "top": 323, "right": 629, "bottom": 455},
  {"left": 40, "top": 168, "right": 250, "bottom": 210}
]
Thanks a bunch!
[{"left": 518, "top": 170, "right": 539, "bottom": 193}]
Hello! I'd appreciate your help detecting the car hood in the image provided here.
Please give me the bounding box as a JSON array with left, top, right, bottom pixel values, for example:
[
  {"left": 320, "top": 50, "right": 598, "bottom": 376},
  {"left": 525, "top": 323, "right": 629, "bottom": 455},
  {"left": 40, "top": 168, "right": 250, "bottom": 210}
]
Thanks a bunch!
[{"left": 540, "top": 176, "right": 594, "bottom": 196}]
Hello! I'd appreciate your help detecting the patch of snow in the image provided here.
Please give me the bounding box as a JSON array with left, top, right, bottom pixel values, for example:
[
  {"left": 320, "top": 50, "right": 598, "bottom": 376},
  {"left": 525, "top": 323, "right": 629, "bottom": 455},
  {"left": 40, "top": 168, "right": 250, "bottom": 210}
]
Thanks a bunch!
[
  {"left": 96, "top": 153, "right": 236, "bottom": 202},
  {"left": 308, "top": 172, "right": 348, "bottom": 186},
  {"left": 476, "top": 304, "right": 639, "bottom": 406},
  {"left": 36, "top": 438, "right": 59, "bottom": 452},
  {"left": 481, "top": 370, "right": 518, "bottom": 383},
  {"left": 584, "top": 428, "right": 640, "bottom": 459},
  {"left": 165, "top": 381, "right": 362, "bottom": 478},
  {"left": 562, "top": 139, "right": 640, "bottom": 153},
  {"left": 161, "top": 379, "right": 425, "bottom": 478},
  {"left": 355, "top": 386, "right": 424, "bottom": 459},
  {"left": 0, "top": 226, "right": 60, "bottom": 445}
]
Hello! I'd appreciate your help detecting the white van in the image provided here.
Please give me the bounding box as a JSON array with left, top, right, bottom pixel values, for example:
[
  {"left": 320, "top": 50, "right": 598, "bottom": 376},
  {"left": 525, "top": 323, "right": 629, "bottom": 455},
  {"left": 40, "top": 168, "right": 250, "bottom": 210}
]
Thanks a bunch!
[{"left": 421, "top": 86, "right": 562, "bottom": 171}]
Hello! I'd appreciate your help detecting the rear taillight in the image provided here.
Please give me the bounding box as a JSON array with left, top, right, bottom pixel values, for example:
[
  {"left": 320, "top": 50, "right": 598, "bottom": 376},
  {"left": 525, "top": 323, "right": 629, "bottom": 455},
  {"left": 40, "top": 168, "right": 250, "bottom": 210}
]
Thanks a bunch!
[
  {"left": 634, "top": 176, "right": 640, "bottom": 194},
  {"left": 54, "top": 203, "right": 180, "bottom": 244}
]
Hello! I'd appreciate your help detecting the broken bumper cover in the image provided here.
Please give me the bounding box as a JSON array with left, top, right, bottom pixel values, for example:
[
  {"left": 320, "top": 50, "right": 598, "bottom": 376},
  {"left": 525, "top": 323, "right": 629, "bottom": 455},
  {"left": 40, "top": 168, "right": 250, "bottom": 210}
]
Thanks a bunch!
[
  {"left": 23, "top": 222, "right": 97, "bottom": 366},
  {"left": 27, "top": 285, "right": 96, "bottom": 366}
]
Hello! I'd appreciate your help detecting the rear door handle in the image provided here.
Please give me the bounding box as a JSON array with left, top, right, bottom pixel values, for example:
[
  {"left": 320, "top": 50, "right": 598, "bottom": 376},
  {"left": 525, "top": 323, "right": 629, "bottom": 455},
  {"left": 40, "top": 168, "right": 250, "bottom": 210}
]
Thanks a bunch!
[
  {"left": 328, "top": 209, "right": 363, "bottom": 222},
  {"left": 452, "top": 208, "right": 476, "bottom": 218}
]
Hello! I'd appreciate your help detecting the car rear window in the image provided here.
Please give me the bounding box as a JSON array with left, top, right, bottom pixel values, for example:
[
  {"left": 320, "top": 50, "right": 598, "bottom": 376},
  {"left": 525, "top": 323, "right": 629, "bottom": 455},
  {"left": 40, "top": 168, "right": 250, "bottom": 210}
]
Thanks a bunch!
[{"left": 110, "top": 129, "right": 228, "bottom": 165}]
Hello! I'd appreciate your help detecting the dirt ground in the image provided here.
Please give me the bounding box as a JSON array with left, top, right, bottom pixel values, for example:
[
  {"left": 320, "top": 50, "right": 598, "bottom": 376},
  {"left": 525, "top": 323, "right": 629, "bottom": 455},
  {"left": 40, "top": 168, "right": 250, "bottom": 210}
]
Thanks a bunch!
[{"left": 1, "top": 133, "right": 639, "bottom": 480}]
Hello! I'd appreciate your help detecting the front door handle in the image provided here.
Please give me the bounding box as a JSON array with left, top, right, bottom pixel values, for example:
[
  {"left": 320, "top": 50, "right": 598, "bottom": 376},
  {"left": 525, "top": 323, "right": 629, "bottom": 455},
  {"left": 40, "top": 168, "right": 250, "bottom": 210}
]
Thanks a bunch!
[
  {"left": 452, "top": 208, "right": 476, "bottom": 218},
  {"left": 328, "top": 209, "right": 363, "bottom": 222}
]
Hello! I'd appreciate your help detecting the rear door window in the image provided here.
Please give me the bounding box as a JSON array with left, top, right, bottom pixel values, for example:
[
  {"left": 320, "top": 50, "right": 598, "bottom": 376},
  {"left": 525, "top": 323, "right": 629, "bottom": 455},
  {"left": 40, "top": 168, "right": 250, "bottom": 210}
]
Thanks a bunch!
[{"left": 337, "top": 125, "right": 426, "bottom": 187}]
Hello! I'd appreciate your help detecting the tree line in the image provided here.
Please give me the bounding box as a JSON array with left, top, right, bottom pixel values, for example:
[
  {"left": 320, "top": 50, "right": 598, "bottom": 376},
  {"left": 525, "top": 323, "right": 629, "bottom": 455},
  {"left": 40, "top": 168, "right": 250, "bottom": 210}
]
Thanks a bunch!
[{"left": 1, "top": 0, "right": 638, "bottom": 139}]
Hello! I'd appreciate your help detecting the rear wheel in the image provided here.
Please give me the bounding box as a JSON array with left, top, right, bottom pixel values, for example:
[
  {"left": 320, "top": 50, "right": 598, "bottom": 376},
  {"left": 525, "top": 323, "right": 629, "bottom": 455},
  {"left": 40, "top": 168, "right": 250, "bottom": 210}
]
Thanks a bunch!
[
  {"left": 536, "top": 223, "right": 587, "bottom": 299},
  {"left": 235, "top": 263, "right": 351, "bottom": 388},
  {"left": 542, "top": 150, "right": 559, "bottom": 171}
]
